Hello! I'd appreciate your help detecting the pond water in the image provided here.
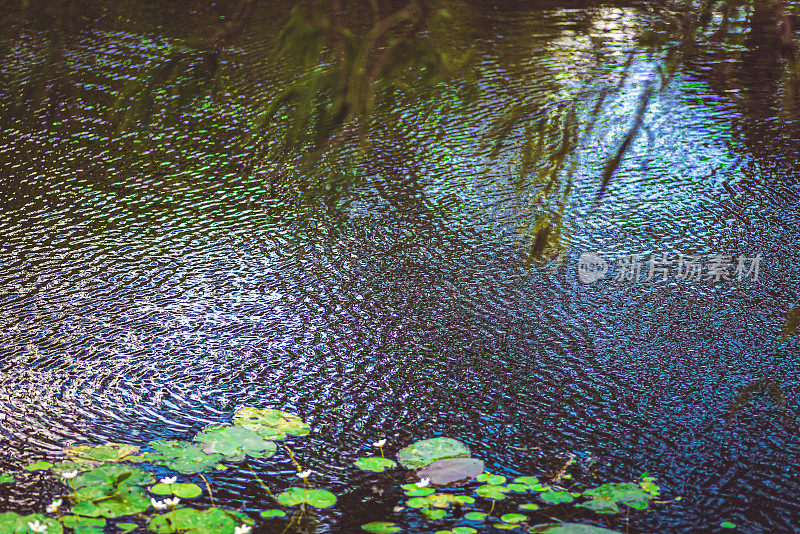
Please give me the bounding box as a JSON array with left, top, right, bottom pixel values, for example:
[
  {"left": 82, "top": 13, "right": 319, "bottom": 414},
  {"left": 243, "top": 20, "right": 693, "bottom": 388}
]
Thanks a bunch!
[{"left": 1, "top": 2, "right": 799, "bottom": 533}]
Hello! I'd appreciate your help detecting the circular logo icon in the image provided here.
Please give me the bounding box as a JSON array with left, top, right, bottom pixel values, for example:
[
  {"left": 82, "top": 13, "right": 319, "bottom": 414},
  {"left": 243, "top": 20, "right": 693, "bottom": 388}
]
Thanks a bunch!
[{"left": 577, "top": 252, "right": 608, "bottom": 284}]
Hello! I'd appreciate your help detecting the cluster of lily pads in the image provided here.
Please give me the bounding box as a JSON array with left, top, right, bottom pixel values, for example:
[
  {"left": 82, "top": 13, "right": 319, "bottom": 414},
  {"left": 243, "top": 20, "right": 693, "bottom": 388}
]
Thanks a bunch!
[{"left": 354, "top": 437, "right": 664, "bottom": 534}]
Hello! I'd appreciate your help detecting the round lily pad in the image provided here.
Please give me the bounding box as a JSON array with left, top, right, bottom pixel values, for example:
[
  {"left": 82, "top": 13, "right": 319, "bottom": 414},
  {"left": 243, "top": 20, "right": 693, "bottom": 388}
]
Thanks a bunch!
[
  {"left": 413, "top": 458, "right": 484, "bottom": 487},
  {"left": 396, "top": 438, "right": 470, "bottom": 469},
  {"left": 476, "top": 473, "right": 506, "bottom": 485},
  {"left": 73, "top": 464, "right": 155, "bottom": 490},
  {"left": 150, "top": 482, "right": 202, "bottom": 499},
  {"left": 148, "top": 507, "right": 254, "bottom": 534},
  {"left": 475, "top": 484, "right": 510, "bottom": 500},
  {"left": 0, "top": 474, "right": 14, "bottom": 484},
  {"left": 276, "top": 487, "right": 337, "bottom": 509},
  {"left": 144, "top": 441, "right": 224, "bottom": 475},
  {"left": 118, "top": 523, "right": 138, "bottom": 530},
  {"left": 501, "top": 514, "right": 527, "bottom": 523},
  {"left": 361, "top": 522, "right": 401, "bottom": 533},
  {"left": 452, "top": 528, "right": 477, "bottom": 534},
  {"left": 422, "top": 509, "right": 446, "bottom": 520},
  {"left": 528, "top": 524, "right": 621, "bottom": 534},
  {"left": 355, "top": 457, "right": 397, "bottom": 472},
  {"left": 66, "top": 443, "right": 139, "bottom": 463},
  {"left": 539, "top": 490, "right": 575, "bottom": 504},
  {"left": 195, "top": 424, "right": 277, "bottom": 461},
  {"left": 60, "top": 516, "right": 107, "bottom": 529},
  {"left": 720, "top": 522, "right": 736, "bottom": 529},
  {"left": 577, "top": 482, "right": 654, "bottom": 513},
  {"left": 233, "top": 407, "right": 310, "bottom": 439},
  {"left": 71, "top": 486, "right": 151, "bottom": 518},
  {"left": 0, "top": 513, "right": 63, "bottom": 534},
  {"left": 464, "top": 512, "right": 487, "bottom": 521},
  {"left": 259, "top": 510, "right": 286, "bottom": 518},
  {"left": 24, "top": 461, "right": 54, "bottom": 471},
  {"left": 520, "top": 503, "right": 540, "bottom": 510}
]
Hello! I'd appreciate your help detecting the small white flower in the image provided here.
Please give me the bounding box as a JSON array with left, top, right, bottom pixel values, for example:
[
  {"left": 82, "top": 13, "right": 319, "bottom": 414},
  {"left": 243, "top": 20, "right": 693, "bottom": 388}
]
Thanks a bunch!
[
  {"left": 296, "top": 470, "right": 312, "bottom": 479},
  {"left": 28, "top": 520, "right": 47, "bottom": 533},
  {"left": 372, "top": 439, "right": 387, "bottom": 448},
  {"left": 415, "top": 478, "right": 430, "bottom": 488},
  {"left": 61, "top": 471, "right": 78, "bottom": 479},
  {"left": 164, "top": 497, "right": 180, "bottom": 507},
  {"left": 234, "top": 525, "right": 252, "bottom": 534},
  {"left": 151, "top": 498, "right": 168, "bottom": 510},
  {"left": 160, "top": 476, "right": 177, "bottom": 485}
]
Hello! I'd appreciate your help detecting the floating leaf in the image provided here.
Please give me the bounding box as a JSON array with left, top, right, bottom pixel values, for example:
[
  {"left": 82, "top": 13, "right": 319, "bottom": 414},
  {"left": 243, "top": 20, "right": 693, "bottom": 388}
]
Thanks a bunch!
[
  {"left": 520, "top": 503, "right": 540, "bottom": 510},
  {"left": 514, "top": 477, "right": 550, "bottom": 492},
  {"left": 60, "top": 516, "right": 107, "bottom": 529},
  {"left": 0, "top": 474, "right": 13, "bottom": 484},
  {"left": 492, "top": 524, "right": 519, "bottom": 531},
  {"left": 505, "top": 483, "right": 529, "bottom": 493},
  {"left": 148, "top": 507, "right": 254, "bottom": 533},
  {"left": 578, "top": 482, "right": 654, "bottom": 513},
  {"left": 426, "top": 493, "right": 474, "bottom": 508},
  {"left": 396, "top": 438, "right": 470, "bottom": 469},
  {"left": 145, "top": 441, "right": 224, "bottom": 475},
  {"left": 71, "top": 486, "right": 151, "bottom": 518},
  {"left": 50, "top": 461, "right": 94, "bottom": 476},
  {"left": 452, "top": 528, "right": 477, "bottom": 534},
  {"left": 406, "top": 497, "right": 429, "bottom": 509},
  {"left": 528, "top": 524, "right": 621, "bottom": 533},
  {"left": 539, "top": 490, "right": 575, "bottom": 504},
  {"left": 118, "top": 523, "right": 138, "bottom": 530},
  {"left": 401, "top": 483, "right": 435, "bottom": 496},
  {"left": 260, "top": 510, "right": 286, "bottom": 518},
  {"left": 276, "top": 487, "right": 337, "bottom": 509},
  {"left": 464, "top": 512, "right": 487, "bottom": 520},
  {"left": 195, "top": 425, "right": 277, "bottom": 461},
  {"left": 0, "top": 513, "right": 63, "bottom": 534},
  {"left": 501, "top": 514, "right": 527, "bottom": 523},
  {"left": 720, "top": 522, "right": 736, "bottom": 529},
  {"left": 66, "top": 443, "right": 139, "bottom": 463},
  {"left": 413, "top": 458, "right": 484, "bottom": 487},
  {"left": 475, "top": 484, "right": 510, "bottom": 500},
  {"left": 421, "top": 509, "right": 446, "bottom": 520},
  {"left": 639, "top": 476, "right": 660, "bottom": 496},
  {"left": 361, "top": 522, "right": 401, "bottom": 533},
  {"left": 355, "top": 457, "right": 397, "bottom": 472},
  {"left": 23, "top": 461, "right": 54, "bottom": 471},
  {"left": 150, "top": 482, "right": 202, "bottom": 499},
  {"left": 233, "top": 407, "right": 310, "bottom": 439},
  {"left": 73, "top": 464, "right": 155, "bottom": 490},
  {"left": 476, "top": 473, "right": 506, "bottom": 485}
]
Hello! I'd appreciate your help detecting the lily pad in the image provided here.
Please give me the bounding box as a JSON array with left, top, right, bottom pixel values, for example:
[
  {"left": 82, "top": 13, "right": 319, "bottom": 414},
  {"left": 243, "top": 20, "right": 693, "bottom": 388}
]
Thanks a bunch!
[
  {"left": 396, "top": 438, "right": 470, "bottom": 469},
  {"left": 578, "top": 482, "right": 655, "bottom": 513},
  {"left": 150, "top": 482, "right": 202, "bottom": 499},
  {"left": 464, "top": 512, "right": 487, "bottom": 521},
  {"left": 501, "top": 514, "right": 527, "bottom": 524},
  {"left": 514, "top": 477, "right": 550, "bottom": 492},
  {"left": 520, "top": 503, "right": 540, "bottom": 510},
  {"left": 73, "top": 464, "right": 155, "bottom": 490},
  {"left": 720, "top": 522, "right": 736, "bottom": 529},
  {"left": 259, "top": 510, "right": 286, "bottom": 518},
  {"left": 276, "top": 487, "right": 337, "bottom": 508},
  {"left": 118, "top": 523, "right": 138, "bottom": 530},
  {"left": 50, "top": 461, "right": 94, "bottom": 476},
  {"left": 355, "top": 457, "right": 397, "bottom": 472},
  {"left": 528, "top": 524, "right": 621, "bottom": 534},
  {"left": 452, "top": 528, "right": 477, "bottom": 534},
  {"left": 0, "top": 513, "right": 63, "bottom": 534},
  {"left": 60, "top": 516, "right": 107, "bottom": 529},
  {"left": 148, "top": 507, "right": 254, "bottom": 534},
  {"left": 145, "top": 441, "right": 224, "bottom": 475},
  {"left": 71, "top": 486, "right": 151, "bottom": 518},
  {"left": 539, "top": 490, "right": 575, "bottom": 504},
  {"left": 475, "top": 484, "right": 510, "bottom": 500},
  {"left": 476, "top": 473, "right": 506, "bottom": 485},
  {"left": 421, "top": 509, "right": 446, "bottom": 520},
  {"left": 401, "top": 483, "right": 435, "bottom": 497},
  {"left": 233, "top": 407, "right": 310, "bottom": 439},
  {"left": 0, "top": 474, "right": 13, "bottom": 484},
  {"left": 66, "top": 443, "right": 139, "bottom": 463},
  {"left": 195, "top": 425, "right": 277, "bottom": 461},
  {"left": 413, "top": 458, "right": 484, "bottom": 486},
  {"left": 361, "top": 522, "right": 401, "bottom": 533},
  {"left": 23, "top": 461, "right": 54, "bottom": 471}
]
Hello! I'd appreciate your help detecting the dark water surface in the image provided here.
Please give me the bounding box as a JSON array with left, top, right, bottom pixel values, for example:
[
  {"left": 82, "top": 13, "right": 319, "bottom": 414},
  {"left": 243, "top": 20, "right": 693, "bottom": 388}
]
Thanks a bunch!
[{"left": 1, "top": 2, "right": 800, "bottom": 533}]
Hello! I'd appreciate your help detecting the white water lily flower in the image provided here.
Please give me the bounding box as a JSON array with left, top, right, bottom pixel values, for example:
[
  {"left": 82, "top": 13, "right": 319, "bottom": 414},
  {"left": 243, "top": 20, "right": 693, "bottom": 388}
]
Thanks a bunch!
[
  {"left": 151, "top": 498, "right": 168, "bottom": 511},
  {"left": 234, "top": 525, "right": 252, "bottom": 534},
  {"left": 160, "top": 476, "right": 177, "bottom": 485},
  {"left": 164, "top": 497, "right": 180, "bottom": 507},
  {"left": 415, "top": 478, "right": 431, "bottom": 488},
  {"left": 61, "top": 471, "right": 78, "bottom": 479},
  {"left": 296, "top": 470, "right": 312, "bottom": 479},
  {"left": 28, "top": 520, "right": 47, "bottom": 533},
  {"left": 372, "top": 439, "right": 387, "bottom": 448}
]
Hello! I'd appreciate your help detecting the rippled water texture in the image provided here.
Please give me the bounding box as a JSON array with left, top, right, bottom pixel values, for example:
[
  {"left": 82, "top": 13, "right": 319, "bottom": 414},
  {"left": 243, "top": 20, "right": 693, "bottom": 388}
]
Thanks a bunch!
[{"left": 1, "top": 2, "right": 800, "bottom": 532}]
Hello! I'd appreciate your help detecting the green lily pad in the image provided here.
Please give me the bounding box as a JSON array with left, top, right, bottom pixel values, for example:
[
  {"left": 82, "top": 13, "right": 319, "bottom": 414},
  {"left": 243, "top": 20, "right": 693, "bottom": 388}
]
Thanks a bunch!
[
  {"left": 426, "top": 493, "right": 474, "bottom": 508},
  {"left": 233, "top": 407, "right": 310, "bottom": 439},
  {"left": 60, "top": 516, "right": 107, "bottom": 529},
  {"left": 148, "top": 507, "right": 254, "bottom": 533},
  {"left": 475, "top": 484, "right": 510, "bottom": 500},
  {"left": 361, "top": 522, "right": 401, "bottom": 533},
  {"left": 528, "top": 524, "right": 621, "bottom": 534},
  {"left": 71, "top": 486, "right": 151, "bottom": 518},
  {"left": 118, "top": 523, "right": 138, "bottom": 530},
  {"left": 514, "top": 477, "right": 550, "bottom": 492},
  {"left": 452, "top": 528, "right": 477, "bottom": 534},
  {"left": 150, "top": 482, "right": 202, "bottom": 499},
  {"left": 464, "top": 512, "right": 487, "bottom": 521},
  {"left": 23, "top": 461, "right": 54, "bottom": 471},
  {"left": 501, "top": 514, "right": 527, "bottom": 524},
  {"left": 73, "top": 464, "right": 155, "bottom": 490},
  {"left": 66, "top": 443, "right": 139, "bottom": 463},
  {"left": 396, "top": 438, "right": 470, "bottom": 470},
  {"left": 578, "top": 482, "right": 655, "bottom": 513},
  {"left": 476, "top": 473, "right": 506, "bottom": 485},
  {"left": 355, "top": 457, "right": 397, "bottom": 472},
  {"left": 492, "top": 524, "right": 519, "bottom": 530},
  {"left": 520, "top": 503, "right": 540, "bottom": 510},
  {"left": 259, "top": 510, "right": 286, "bottom": 518},
  {"left": 421, "top": 509, "right": 446, "bottom": 520},
  {"left": 195, "top": 424, "right": 277, "bottom": 461},
  {"left": 405, "top": 487, "right": 436, "bottom": 497},
  {"left": 145, "top": 441, "right": 224, "bottom": 475},
  {"left": 0, "top": 513, "right": 63, "bottom": 534},
  {"left": 276, "top": 487, "right": 337, "bottom": 509},
  {"left": 0, "top": 474, "right": 13, "bottom": 484},
  {"left": 50, "top": 461, "right": 94, "bottom": 475},
  {"left": 720, "top": 522, "right": 736, "bottom": 529},
  {"left": 539, "top": 490, "right": 575, "bottom": 504},
  {"left": 505, "top": 483, "right": 529, "bottom": 492}
]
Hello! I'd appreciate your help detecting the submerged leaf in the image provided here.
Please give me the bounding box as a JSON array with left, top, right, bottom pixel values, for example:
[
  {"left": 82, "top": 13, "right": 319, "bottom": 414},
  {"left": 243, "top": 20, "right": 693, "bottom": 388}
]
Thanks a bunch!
[{"left": 396, "top": 438, "right": 470, "bottom": 469}]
